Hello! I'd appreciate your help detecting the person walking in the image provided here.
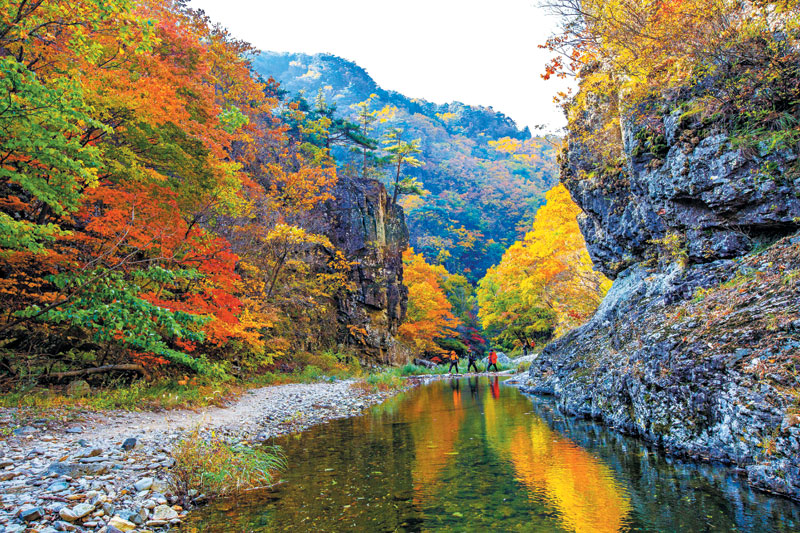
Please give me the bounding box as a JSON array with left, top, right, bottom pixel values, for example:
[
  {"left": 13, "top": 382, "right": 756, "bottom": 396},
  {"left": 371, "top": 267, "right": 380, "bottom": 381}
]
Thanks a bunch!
[
  {"left": 447, "top": 350, "right": 460, "bottom": 374},
  {"left": 467, "top": 351, "right": 479, "bottom": 373},
  {"left": 487, "top": 350, "right": 499, "bottom": 372}
]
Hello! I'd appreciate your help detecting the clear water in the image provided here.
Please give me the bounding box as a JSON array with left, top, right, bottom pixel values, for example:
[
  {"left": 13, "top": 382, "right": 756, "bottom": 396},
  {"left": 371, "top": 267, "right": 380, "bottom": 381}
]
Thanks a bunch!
[{"left": 181, "top": 377, "right": 800, "bottom": 532}]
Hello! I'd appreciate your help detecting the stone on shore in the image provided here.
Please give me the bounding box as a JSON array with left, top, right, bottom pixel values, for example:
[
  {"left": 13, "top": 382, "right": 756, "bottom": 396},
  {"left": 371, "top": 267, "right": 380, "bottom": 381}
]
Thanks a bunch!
[{"left": 108, "top": 515, "right": 137, "bottom": 531}]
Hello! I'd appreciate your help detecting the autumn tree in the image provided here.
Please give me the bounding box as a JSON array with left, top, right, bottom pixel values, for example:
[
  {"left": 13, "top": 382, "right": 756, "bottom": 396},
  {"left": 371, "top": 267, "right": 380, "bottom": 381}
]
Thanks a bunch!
[
  {"left": 477, "top": 185, "right": 610, "bottom": 351},
  {"left": 398, "top": 249, "right": 461, "bottom": 355},
  {"left": 0, "top": 0, "right": 360, "bottom": 384},
  {"left": 541, "top": 0, "right": 800, "bottom": 169}
]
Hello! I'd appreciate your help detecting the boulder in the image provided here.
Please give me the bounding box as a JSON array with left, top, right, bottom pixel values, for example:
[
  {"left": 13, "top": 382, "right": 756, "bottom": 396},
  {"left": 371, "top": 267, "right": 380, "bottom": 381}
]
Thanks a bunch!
[
  {"left": 529, "top": 75, "right": 800, "bottom": 500},
  {"left": 151, "top": 504, "right": 178, "bottom": 521},
  {"left": 107, "top": 516, "right": 137, "bottom": 532},
  {"left": 481, "top": 352, "right": 511, "bottom": 367},
  {"left": 19, "top": 505, "right": 44, "bottom": 522},
  {"left": 133, "top": 477, "right": 153, "bottom": 492},
  {"left": 70, "top": 503, "right": 94, "bottom": 519}
]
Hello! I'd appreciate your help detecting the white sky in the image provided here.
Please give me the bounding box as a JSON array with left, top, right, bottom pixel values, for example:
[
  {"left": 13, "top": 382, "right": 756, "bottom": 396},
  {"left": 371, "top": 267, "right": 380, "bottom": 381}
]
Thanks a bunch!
[{"left": 189, "top": 0, "right": 572, "bottom": 132}]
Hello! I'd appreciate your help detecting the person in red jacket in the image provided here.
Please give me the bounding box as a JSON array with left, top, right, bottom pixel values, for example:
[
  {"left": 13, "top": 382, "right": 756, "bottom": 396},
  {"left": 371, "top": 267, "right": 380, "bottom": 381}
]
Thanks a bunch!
[{"left": 487, "top": 350, "right": 499, "bottom": 372}]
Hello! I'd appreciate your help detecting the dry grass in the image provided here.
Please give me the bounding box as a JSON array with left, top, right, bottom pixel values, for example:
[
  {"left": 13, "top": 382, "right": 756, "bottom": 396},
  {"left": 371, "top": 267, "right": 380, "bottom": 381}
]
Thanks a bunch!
[{"left": 170, "top": 429, "right": 285, "bottom": 503}]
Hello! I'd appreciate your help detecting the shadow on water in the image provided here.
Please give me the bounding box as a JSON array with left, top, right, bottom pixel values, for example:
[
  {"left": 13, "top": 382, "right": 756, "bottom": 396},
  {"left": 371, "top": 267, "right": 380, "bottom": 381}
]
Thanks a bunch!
[{"left": 181, "top": 377, "right": 800, "bottom": 532}]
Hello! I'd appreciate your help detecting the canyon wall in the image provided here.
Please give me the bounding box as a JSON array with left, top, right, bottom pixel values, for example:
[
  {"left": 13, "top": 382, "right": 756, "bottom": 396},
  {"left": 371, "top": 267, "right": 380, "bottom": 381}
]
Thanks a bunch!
[{"left": 525, "top": 84, "right": 800, "bottom": 499}]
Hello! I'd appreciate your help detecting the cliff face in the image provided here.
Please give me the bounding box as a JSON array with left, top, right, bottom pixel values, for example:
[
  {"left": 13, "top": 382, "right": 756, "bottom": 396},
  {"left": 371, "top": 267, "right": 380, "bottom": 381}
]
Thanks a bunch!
[
  {"left": 526, "top": 88, "right": 800, "bottom": 499},
  {"left": 322, "top": 177, "right": 410, "bottom": 364},
  {"left": 564, "top": 93, "right": 800, "bottom": 279}
]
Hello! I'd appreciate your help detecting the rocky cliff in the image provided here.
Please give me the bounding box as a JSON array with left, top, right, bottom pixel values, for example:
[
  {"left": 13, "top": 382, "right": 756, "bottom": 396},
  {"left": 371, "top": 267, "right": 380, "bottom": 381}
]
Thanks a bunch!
[
  {"left": 322, "top": 176, "right": 410, "bottom": 364},
  {"left": 524, "top": 85, "right": 800, "bottom": 499}
]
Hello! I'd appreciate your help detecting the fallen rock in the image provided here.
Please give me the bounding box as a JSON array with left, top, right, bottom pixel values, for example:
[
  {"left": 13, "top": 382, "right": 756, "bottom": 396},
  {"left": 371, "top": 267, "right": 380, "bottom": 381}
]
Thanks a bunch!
[
  {"left": 19, "top": 505, "right": 44, "bottom": 522},
  {"left": 49, "top": 462, "right": 109, "bottom": 477},
  {"left": 151, "top": 504, "right": 178, "bottom": 521},
  {"left": 134, "top": 477, "right": 153, "bottom": 492},
  {"left": 107, "top": 516, "right": 136, "bottom": 532},
  {"left": 71, "top": 502, "right": 95, "bottom": 519},
  {"left": 59, "top": 508, "right": 78, "bottom": 522},
  {"left": 48, "top": 481, "right": 70, "bottom": 492},
  {"left": 77, "top": 448, "right": 103, "bottom": 459}
]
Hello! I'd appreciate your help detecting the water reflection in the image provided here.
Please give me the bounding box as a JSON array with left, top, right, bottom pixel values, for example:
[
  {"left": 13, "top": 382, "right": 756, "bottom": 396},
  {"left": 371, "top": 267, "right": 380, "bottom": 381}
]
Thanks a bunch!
[{"left": 181, "top": 377, "right": 800, "bottom": 532}]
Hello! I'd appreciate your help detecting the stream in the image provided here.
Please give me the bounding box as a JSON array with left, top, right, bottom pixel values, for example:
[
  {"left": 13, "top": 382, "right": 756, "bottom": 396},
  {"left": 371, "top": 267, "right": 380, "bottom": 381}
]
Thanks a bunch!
[{"left": 181, "top": 376, "right": 800, "bottom": 532}]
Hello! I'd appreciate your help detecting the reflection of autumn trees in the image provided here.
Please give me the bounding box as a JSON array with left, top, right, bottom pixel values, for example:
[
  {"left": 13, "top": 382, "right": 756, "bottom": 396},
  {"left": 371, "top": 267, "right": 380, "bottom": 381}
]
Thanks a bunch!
[
  {"left": 482, "top": 392, "right": 631, "bottom": 533},
  {"left": 405, "top": 382, "right": 466, "bottom": 503},
  {"left": 509, "top": 427, "right": 632, "bottom": 533},
  {"left": 403, "top": 378, "right": 631, "bottom": 531}
]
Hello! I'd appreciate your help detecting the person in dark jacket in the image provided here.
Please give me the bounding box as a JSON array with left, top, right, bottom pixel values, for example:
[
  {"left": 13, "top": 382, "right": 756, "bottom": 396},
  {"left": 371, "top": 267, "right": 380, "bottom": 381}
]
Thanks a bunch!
[
  {"left": 447, "top": 351, "right": 459, "bottom": 374},
  {"left": 467, "top": 352, "right": 479, "bottom": 373}
]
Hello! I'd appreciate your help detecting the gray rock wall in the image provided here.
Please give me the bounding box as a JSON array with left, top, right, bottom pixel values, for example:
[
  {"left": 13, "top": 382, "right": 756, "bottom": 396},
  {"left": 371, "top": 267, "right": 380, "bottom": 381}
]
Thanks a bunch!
[
  {"left": 322, "top": 177, "right": 410, "bottom": 364},
  {"left": 529, "top": 84, "right": 800, "bottom": 500},
  {"left": 563, "top": 94, "right": 800, "bottom": 279}
]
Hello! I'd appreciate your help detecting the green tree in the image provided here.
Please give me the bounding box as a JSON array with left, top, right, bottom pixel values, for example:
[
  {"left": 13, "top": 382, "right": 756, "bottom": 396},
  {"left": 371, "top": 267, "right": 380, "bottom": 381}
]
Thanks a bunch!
[{"left": 383, "top": 128, "right": 423, "bottom": 204}]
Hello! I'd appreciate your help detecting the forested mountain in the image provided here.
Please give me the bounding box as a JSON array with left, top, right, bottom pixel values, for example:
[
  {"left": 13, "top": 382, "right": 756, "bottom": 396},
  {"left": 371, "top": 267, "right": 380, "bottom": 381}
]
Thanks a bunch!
[{"left": 253, "top": 52, "right": 560, "bottom": 282}]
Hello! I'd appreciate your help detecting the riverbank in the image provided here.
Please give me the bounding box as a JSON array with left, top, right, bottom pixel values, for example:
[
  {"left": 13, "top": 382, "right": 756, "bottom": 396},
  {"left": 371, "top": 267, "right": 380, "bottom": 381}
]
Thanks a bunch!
[{"left": 0, "top": 379, "right": 415, "bottom": 533}]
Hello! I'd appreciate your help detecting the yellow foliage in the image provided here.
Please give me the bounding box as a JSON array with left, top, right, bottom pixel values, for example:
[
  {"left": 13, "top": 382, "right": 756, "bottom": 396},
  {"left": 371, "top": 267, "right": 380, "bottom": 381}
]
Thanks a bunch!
[{"left": 477, "top": 184, "right": 610, "bottom": 345}]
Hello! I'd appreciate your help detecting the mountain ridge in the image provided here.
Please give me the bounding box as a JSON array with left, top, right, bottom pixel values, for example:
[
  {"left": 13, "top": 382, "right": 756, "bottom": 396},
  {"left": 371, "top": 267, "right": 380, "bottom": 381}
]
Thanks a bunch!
[{"left": 252, "top": 51, "right": 559, "bottom": 281}]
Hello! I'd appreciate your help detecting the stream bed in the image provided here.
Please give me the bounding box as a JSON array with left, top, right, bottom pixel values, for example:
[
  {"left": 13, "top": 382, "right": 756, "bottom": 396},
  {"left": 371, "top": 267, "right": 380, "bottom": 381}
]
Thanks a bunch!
[{"left": 181, "top": 376, "right": 800, "bottom": 532}]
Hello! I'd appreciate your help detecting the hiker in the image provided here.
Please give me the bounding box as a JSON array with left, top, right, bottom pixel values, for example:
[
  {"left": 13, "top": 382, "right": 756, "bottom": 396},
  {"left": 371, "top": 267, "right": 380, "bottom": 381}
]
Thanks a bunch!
[
  {"left": 447, "top": 350, "right": 459, "bottom": 373},
  {"left": 467, "top": 351, "right": 479, "bottom": 373},
  {"left": 487, "top": 350, "right": 499, "bottom": 372}
]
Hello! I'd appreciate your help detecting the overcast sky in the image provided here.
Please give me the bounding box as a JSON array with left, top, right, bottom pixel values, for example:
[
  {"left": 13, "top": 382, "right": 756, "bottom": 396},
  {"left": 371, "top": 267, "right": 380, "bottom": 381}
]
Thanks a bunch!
[{"left": 189, "top": 0, "right": 572, "bottom": 132}]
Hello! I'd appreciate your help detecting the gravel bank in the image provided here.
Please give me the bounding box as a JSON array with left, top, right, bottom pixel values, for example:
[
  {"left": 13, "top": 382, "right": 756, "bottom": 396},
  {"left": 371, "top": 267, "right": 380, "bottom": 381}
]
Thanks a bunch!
[{"left": 0, "top": 380, "right": 412, "bottom": 533}]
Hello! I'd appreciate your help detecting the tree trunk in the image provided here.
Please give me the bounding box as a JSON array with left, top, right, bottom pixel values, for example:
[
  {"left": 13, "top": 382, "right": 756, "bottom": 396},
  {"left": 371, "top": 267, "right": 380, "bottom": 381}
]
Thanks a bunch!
[
  {"left": 44, "top": 364, "right": 148, "bottom": 381},
  {"left": 392, "top": 158, "right": 402, "bottom": 204}
]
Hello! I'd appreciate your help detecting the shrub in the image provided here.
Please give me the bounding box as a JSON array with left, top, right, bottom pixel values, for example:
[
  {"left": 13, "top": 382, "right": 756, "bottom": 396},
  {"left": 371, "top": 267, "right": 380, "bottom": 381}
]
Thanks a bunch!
[
  {"left": 351, "top": 369, "right": 405, "bottom": 392},
  {"left": 170, "top": 429, "right": 285, "bottom": 502}
]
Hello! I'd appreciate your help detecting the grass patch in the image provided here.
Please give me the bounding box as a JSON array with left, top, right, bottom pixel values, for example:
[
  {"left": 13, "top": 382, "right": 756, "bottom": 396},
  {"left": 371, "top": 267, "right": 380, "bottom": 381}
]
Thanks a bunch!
[
  {"left": 516, "top": 360, "right": 532, "bottom": 373},
  {"left": 352, "top": 369, "right": 405, "bottom": 392},
  {"left": 170, "top": 429, "right": 285, "bottom": 503},
  {"left": 0, "top": 377, "right": 245, "bottom": 411},
  {"left": 399, "top": 363, "right": 452, "bottom": 376}
]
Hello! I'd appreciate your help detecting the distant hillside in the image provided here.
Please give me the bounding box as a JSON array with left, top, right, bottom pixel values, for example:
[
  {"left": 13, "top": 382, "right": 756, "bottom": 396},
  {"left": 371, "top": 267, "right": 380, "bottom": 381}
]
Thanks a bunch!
[{"left": 253, "top": 52, "right": 559, "bottom": 281}]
